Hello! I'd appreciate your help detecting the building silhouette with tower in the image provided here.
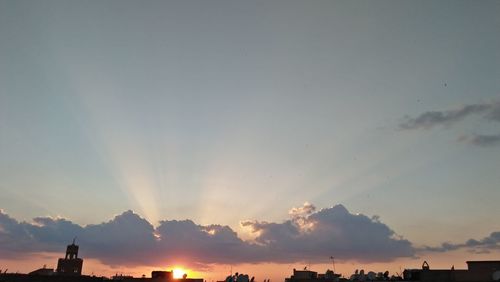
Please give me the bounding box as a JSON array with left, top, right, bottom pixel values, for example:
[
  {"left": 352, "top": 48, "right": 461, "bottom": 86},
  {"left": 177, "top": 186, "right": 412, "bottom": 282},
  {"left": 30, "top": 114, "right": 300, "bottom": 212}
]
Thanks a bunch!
[
  {"left": 56, "top": 239, "right": 83, "bottom": 275},
  {"left": 0, "top": 241, "right": 206, "bottom": 282}
]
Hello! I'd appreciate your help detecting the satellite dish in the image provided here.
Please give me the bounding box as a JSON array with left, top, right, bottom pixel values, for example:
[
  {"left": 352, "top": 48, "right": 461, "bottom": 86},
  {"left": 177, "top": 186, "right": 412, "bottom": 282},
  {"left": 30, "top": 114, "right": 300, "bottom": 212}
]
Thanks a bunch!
[{"left": 492, "top": 271, "right": 500, "bottom": 281}]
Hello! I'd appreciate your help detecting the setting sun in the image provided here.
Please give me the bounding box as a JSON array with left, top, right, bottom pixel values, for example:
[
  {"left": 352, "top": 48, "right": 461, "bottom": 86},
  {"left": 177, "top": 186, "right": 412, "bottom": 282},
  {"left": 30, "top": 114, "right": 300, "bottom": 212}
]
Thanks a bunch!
[{"left": 173, "top": 268, "right": 186, "bottom": 279}]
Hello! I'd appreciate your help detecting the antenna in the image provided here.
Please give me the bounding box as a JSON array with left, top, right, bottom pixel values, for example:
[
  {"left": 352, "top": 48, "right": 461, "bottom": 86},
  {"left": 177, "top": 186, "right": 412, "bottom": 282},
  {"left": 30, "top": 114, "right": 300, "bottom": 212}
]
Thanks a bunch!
[
  {"left": 72, "top": 236, "right": 77, "bottom": 245},
  {"left": 330, "top": 256, "right": 336, "bottom": 273}
]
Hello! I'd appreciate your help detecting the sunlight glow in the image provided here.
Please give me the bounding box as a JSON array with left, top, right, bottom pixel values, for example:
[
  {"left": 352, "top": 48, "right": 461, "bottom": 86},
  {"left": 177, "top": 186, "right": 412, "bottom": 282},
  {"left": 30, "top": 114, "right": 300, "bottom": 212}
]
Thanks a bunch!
[
  {"left": 173, "top": 268, "right": 187, "bottom": 279},
  {"left": 72, "top": 85, "right": 163, "bottom": 224}
]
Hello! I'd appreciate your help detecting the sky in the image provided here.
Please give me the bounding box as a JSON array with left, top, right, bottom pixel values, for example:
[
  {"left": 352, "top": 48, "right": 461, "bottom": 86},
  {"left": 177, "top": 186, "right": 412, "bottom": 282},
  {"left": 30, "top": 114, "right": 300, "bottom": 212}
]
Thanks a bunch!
[{"left": 1, "top": 0, "right": 500, "bottom": 280}]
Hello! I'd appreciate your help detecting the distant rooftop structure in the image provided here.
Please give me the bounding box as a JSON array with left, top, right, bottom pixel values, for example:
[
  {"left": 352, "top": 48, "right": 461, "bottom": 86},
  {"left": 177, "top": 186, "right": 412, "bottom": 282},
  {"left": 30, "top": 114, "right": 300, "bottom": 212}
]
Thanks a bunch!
[
  {"left": 28, "top": 265, "right": 54, "bottom": 276},
  {"left": 285, "top": 268, "right": 340, "bottom": 282},
  {"left": 403, "top": 260, "right": 500, "bottom": 282}
]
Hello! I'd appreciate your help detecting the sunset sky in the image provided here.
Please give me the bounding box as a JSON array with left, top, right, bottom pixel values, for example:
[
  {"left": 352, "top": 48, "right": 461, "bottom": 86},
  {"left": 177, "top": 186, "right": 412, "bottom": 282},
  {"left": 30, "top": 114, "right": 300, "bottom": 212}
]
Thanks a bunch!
[{"left": 1, "top": 0, "right": 500, "bottom": 281}]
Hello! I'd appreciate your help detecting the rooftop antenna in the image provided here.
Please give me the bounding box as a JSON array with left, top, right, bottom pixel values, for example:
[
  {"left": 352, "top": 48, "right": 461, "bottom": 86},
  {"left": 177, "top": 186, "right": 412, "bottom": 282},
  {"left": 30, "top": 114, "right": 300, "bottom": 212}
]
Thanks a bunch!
[
  {"left": 72, "top": 236, "right": 77, "bottom": 245},
  {"left": 330, "top": 256, "right": 336, "bottom": 273}
]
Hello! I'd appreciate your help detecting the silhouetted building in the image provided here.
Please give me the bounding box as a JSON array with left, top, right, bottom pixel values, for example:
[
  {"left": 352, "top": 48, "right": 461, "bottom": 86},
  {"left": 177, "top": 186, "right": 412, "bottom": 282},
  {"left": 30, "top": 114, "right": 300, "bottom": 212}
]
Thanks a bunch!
[
  {"left": 285, "top": 268, "right": 340, "bottom": 282},
  {"left": 112, "top": 274, "right": 135, "bottom": 280},
  {"left": 1, "top": 242, "right": 207, "bottom": 282},
  {"left": 29, "top": 265, "right": 55, "bottom": 276},
  {"left": 111, "top": 270, "right": 202, "bottom": 282},
  {"left": 403, "top": 260, "right": 500, "bottom": 282},
  {"left": 0, "top": 274, "right": 104, "bottom": 282},
  {"left": 151, "top": 271, "right": 174, "bottom": 280},
  {"left": 56, "top": 240, "right": 83, "bottom": 275}
]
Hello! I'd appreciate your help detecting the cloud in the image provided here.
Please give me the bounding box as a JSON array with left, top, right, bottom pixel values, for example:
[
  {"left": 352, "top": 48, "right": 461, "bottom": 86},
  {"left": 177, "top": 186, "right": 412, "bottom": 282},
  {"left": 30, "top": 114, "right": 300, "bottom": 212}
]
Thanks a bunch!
[
  {"left": 421, "top": 231, "right": 500, "bottom": 253},
  {"left": 81, "top": 210, "right": 157, "bottom": 265},
  {"left": 399, "top": 104, "right": 492, "bottom": 130},
  {"left": 153, "top": 220, "right": 264, "bottom": 265},
  {"left": 459, "top": 133, "right": 500, "bottom": 147},
  {"left": 0, "top": 210, "right": 37, "bottom": 256},
  {"left": 399, "top": 101, "right": 500, "bottom": 130},
  {"left": 242, "top": 204, "right": 414, "bottom": 263},
  {"left": 399, "top": 100, "right": 500, "bottom": 147},
  {"left": 288, "top": 201, "right": 316, "bottom": 218},
  {"left": 0, "top": 204, "right": 415, "bottom": 268}
]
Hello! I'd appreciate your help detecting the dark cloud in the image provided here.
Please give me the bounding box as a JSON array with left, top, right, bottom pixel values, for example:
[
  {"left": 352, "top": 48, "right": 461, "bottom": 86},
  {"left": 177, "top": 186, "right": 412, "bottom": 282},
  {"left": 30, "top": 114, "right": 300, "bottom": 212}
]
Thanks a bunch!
[
  {"left": 154, "top": 220, "right": 264, "bottom": 265},
  {"left": 0, "top": 204, "right": 415, "bottom": 267},
  {"left": 241, "top": 204, "right": 415, "bottom": 263},
  {"left": 81, "top": 210, "right": 157, "bottom": 266},
  {"left": 399, "top": 101, "right": 500, "bottom": 130},
  {"left": 0, "top": 210, "right": 37, "bottom": 256},
  {"left": 421, "top": 231, "right": 500, "bottom": 253}
]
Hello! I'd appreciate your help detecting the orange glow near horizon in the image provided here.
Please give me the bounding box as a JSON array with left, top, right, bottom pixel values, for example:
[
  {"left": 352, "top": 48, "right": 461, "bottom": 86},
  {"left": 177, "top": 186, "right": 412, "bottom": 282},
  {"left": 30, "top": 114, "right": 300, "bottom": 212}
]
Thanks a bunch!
[{"left": 3, "top": 249, "right": 500, "bottom": 281}]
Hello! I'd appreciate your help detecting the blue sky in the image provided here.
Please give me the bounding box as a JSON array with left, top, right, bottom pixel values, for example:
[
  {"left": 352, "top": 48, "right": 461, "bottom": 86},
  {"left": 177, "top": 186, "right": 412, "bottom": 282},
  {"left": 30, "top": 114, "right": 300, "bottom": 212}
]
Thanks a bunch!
[{"left": 1, "top": 0, "right": 500, "bottom": 276}]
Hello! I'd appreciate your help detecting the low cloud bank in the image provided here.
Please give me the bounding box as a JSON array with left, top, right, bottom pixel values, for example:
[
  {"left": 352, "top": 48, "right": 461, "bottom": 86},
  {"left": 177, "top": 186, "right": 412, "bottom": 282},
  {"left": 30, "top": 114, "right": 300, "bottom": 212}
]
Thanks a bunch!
[
  {"left": 241, "top": 204, "right": 414, "bottom": 262},
  {"left": 0, "top": 203, "right": 414, "bottom": 267}
]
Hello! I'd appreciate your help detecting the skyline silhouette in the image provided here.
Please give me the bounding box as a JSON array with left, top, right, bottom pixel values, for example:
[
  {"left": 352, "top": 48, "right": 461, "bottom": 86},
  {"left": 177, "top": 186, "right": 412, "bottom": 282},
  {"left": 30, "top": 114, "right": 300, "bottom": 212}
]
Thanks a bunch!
[{"left": 2, "top": 231, "right": 500, "bottom": 282}]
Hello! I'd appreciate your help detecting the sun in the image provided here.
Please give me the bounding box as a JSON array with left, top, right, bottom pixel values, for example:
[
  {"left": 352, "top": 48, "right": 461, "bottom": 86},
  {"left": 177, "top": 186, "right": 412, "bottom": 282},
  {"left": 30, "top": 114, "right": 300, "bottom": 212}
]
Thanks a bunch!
[{"left": 173, "top": 268, "right": 186, "bottom": 279}]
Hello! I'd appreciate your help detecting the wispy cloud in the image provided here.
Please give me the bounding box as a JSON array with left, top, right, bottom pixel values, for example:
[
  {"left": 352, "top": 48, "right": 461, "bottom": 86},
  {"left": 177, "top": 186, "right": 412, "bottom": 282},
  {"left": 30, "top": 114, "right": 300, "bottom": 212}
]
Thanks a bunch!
[
  {"left": 399, "top": 101, "right": 500, "bottom": 130},
  {"left": 420, "top": 231, "right": 500, "bottom": 253},
  {"left": 0, "top": 203, "right": 415, "bottom": 267},
  {"left": 399, "top": 100, "right": 500, "bottom": 147},
  {"left": 459, "top": 133, "right": 500, "bottom": 147}
]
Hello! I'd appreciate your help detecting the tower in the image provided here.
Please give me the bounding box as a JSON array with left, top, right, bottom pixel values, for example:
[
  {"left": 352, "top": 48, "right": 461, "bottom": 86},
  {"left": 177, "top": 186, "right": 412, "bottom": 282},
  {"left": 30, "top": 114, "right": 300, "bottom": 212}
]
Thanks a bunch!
[{"left": 56, "top": 239, "right": 83, "bottom": 275}]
